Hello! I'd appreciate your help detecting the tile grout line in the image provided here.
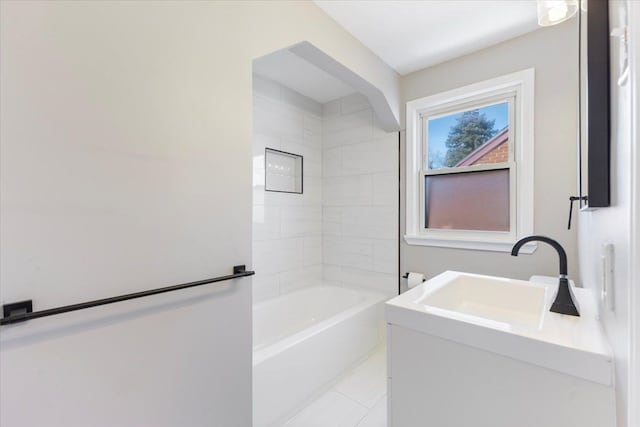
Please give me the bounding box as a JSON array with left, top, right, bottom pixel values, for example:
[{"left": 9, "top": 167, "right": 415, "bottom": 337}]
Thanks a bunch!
[{"left": 330, "top": 389, "right": 372, "bottom": 427}]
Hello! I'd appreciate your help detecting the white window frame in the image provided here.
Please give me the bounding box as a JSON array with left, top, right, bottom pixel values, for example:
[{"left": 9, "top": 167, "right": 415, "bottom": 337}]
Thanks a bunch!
[{"left": 405, "top": 69, "right": 536, "bottom": 253}]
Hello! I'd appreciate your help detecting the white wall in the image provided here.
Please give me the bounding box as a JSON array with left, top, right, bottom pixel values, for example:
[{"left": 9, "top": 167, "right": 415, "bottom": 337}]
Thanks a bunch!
[
  {"left": 577, "top": 2, "right": 635, "bottom": 426},
  {"left": 400, "top": 21, "right": 579, "bottom": 283},
  {"left": 630, "top": 3, "right": 640, "bottom": 423},
  {"left": 322, "top": 93, "right": 399, "bottom": 296},
  {"left": 252, "top": 75, "right": 324, "bottom": 302},
  {"left": 0, "top": 1, "right": 399, "bottom": 426}
]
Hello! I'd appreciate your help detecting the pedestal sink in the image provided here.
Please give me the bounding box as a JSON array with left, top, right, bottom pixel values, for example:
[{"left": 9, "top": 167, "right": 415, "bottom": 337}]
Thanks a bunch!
[{"left": 385, "top": 271, "right": 615, "bottom": 427}]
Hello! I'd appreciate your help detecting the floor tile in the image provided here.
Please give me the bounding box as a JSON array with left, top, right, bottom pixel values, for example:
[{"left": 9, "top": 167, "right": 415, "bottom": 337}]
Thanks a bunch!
[
  {"left": 355, "top": 395, "right": 387, "bottom": 427},
  {"left": 283, "top": 390, "right": 368, "bottom": 427},
  {"left": 334, "top": 347, "right": 386, "bottom": 408}
]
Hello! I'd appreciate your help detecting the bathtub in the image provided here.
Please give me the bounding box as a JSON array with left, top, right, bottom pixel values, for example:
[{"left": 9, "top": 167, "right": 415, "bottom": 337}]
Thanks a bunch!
[{"left": 253, "top": 285, "right": 386, "bottom": 427}]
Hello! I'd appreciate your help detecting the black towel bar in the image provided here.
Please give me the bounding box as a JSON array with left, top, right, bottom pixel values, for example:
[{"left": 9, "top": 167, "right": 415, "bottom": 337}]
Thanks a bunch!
[{"left": 0, "top": 265, "right": 254, "bottom": 326}]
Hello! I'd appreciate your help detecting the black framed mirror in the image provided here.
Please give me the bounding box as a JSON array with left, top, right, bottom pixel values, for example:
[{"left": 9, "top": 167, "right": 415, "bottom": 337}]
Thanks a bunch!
[{"left": 579, "top": 0, "right": 611, "bottom": 208}]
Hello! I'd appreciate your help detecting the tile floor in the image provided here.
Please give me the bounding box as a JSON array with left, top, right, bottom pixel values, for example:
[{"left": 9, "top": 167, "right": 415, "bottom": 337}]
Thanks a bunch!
[{"left": 282, "top": 346, "right": 387, "bottom": 427}]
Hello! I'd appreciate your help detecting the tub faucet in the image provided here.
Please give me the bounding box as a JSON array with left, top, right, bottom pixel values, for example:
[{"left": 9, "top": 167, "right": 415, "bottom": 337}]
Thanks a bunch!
[{"left": 511, "top": 235, "right": 580, "bottom": 317}]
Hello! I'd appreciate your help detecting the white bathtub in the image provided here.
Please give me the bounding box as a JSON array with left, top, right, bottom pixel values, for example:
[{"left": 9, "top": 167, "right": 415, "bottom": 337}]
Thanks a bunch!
[{"left": 253, "top": 285, "right": 386, "bottom": 427}]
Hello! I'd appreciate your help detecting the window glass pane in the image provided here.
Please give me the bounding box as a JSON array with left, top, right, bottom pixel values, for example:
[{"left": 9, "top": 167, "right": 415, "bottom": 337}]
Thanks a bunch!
[
  {"left": 427, "top": 102, "right": 509, "bottom": 170},
  {"left": 425, "top": 169, "right": 510, "bottom": 231}
]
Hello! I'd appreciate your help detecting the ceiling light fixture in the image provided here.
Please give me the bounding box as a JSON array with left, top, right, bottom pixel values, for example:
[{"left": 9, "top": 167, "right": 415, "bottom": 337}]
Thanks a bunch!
[{"left": 536, "top": 0, "right": 579, "bottom": 26}]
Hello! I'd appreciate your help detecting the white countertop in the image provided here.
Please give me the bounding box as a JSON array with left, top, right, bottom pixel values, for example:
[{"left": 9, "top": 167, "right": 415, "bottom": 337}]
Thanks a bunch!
[{"left": 386, "top": 271, "right": 614, "bottom": 386}]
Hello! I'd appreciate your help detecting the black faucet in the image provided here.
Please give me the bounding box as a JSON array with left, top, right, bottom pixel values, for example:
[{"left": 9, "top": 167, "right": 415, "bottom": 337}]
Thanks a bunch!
[{"left": 511, "top": 235, "right": 580, "bottom": 317}]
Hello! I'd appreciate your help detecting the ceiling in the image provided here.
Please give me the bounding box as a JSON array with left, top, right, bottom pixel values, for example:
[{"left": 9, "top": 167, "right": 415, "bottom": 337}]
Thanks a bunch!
[
  {"left": 253, "top": 48, "right": 355, "bottom": 103},
  {"left": 314, "top": 0, "right": 540, "bottom": 75}
]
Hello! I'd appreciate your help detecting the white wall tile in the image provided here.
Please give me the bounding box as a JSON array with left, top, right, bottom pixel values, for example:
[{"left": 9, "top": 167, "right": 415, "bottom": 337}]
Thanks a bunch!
[
  {"left": 254, "top": 88, "right": 399, "bottom": 301},
  {"left": 340, "top": 237, "right": 374, "bottom": 271},
  {"left": 323, "top": 175, "right": 373, "bottom": 206},
  {"left": 253, "top": 74, "right": 322, "bottom": 116},
  {"left": 321, "top": 177, "right": 341, "bottom": 206},
  {"left": 280, "top": 265, "right": 322, "bottom": 294},
  {"left": 304, "top": 113, "right": 322, "bottom": 134},
  {"left": 253, "top": 184, "right": 265, "bottom": 206},
  {"left": 304, "top": 133, "right": 322, "bottom": 149},
  {"left": 253, "top": 79, "right": 326, "bottom": 302},
  {"left": 342, "top": 206, "right": 396, "bottom": 239},
  {"left": 323, "top": 264, "right": 342, "bottom": 283},
  {"left": 253, "top": 238, "right": 304, "bottom": 276},
  {"left": 264, "top": 175, "right": 321, "bottom": 207},
  {"left": 323, "top": 147, "right": 342, "bottom": 178},
  {"left": 280, "top": 141, "right": 321, "bottom": 178},
  {"left": 322, "top": 236, "right": 343, "bottom": 266},
  {"left": 323, "top": 108, "right": 371, "bottom": 134},
  {"left": 253, "top": 95, "right": 304, "bottom": 141},
  {"left": 340, "top": 92, "right": 370, "bottom": 115},
  {"left": 281, "top": 84, "right": 322, "bottom": 116},
  {"left": 320, "top": 94, "right": 398, "bottom": 296},
  {"left": 252, "top": 205, "right": 280, "bottom": 241},
  {"left": 252, "top": 75, "right": 281, "bottom": 101},
  {"left": 322, "top": 99, "right": 341, "bottom": 117},
  {"left": 303, "top": 236, "right": 323, "bottom": 266},
  {"left": 252, "top": 273, "right": 280, "bottom": 304},
  {"left": 341, "top": 138, "right": 397, "bottom": 175},
  {"left": 301, "top": 176, "right": 322, "bottom": 206},
  {"left": 339, "top": 174, "right": 374, "bottom": 206},
  {"left": 373, "top": 239, "right": 397, "bottom": 274},
  {"left": 253, "top": 133, "right": 280, "bottom": 155},
  {"left": 323, "top": 109, "right": 373, "bottom": 148},
  {"left": 339, "top": 267, "right": 396, "bottom": 296},
  {"left": 322, "top": 207, "right": 342, "bottom": 236},
  {"left": 281, "top": 206, "right": 321, "bottom": 238},
  {"left": 372, "top": 172, "right": 398, "bottom": 207},
  {"left": 303, "top": 129, "right": 322, "bottom": 148}
]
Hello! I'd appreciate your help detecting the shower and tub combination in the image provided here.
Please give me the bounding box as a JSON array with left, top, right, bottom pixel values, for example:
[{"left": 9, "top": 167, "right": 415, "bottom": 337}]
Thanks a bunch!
[{"left": 251, "top": 45, "right": 399, "bottom": 426}]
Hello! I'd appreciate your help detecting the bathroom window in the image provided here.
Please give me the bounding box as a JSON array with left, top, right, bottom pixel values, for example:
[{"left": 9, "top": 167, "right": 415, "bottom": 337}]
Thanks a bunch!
[{"left": 405, "top": 69, "right": 535, "bottom": 252}]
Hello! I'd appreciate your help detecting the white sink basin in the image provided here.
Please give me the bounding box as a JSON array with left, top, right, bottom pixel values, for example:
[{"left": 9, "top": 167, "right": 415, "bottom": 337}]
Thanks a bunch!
[
  {"left": 419, "top": 274, "right": 546, "bottom": 329},
  {"left": 386, "top": 271, "right": 613, "bottom": 386}
]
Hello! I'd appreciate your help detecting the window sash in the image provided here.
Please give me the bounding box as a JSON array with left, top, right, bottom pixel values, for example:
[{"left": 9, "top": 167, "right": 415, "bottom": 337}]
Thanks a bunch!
[
  {"left": 404, "top": 68, "right": 535, "bottom": 252},
  {"left": 418, "top": 162, "right": 517, "bottom": 240},
  {"left": 421, "top": 94, "right": 516, "bottom": 172},
  {"left": 419, "top": 90, "right": 517, "bottom": 119},
  {"left": 418, "top": 91, "right": 517, "bottom": 239}
]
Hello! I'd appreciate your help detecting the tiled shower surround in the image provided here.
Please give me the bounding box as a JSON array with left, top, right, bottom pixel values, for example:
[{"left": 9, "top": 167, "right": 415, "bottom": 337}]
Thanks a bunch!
[
  {"left": 252, "top": 75, "right": 398, "bottom": 302},
  {"left": 321, "top": 94, "right": 399, "bottom": 295}
]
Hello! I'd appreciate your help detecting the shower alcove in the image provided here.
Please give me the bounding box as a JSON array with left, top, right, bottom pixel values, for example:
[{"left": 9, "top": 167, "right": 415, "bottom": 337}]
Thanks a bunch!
[{"left": 251, "top": 42, "right": 400, "bottom": 427}]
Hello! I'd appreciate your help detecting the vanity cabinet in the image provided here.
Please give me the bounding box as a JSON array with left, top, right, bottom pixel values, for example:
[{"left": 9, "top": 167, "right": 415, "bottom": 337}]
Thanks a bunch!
[
  {"left": 385, "top": 271, "right": 616, "bottom": 427},
  {"left": 387, "top": 324, "right": 615, "bottom": 427}
]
